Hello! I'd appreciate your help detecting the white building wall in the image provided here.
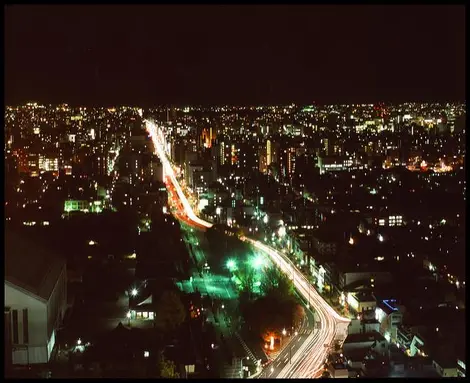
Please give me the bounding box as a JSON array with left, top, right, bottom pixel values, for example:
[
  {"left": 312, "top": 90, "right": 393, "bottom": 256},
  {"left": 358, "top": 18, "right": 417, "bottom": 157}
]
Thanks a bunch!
[
  {"left": 433, "top": 361, "right": 458, "bottom": 377},
  {"left": 47, "top": 268, "right": 67, "bottom": 340},
  {"left": 348, "top": 319, "right": 362, "bottom": 335},
  {"left": 364, "top": 321, "right": 380, "bottom": 333},
  {"left": 348, "top": 319, "right": 380, "bottom": 335},
  {"left": 5, "top": 283, "right": 48, "bottom": 364},
  {"left": 409, "top": 335, "right": 424, "bottom": 357}
]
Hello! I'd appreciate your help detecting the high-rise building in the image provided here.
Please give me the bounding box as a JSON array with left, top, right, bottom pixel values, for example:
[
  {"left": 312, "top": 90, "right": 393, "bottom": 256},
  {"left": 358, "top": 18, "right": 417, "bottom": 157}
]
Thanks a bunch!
[
  {"left": 258, "top": 149, "right": 267, "bottom": 173},
  {"left": 171, "top": 140, "right": 186, "bottom": 165},
  {"left": 200, "top": 128, "right": 213, "bottom": 149},
  {"left": 90, "top": 150, "right": 112, "bottom": 177},
  {"left": 287, "top": 147, "right": 296, "bottom": 175},
  {"left": 231, "top": 144, "right": 238, "bottom": 165},
  {"left": 220, "top": 141, "right": 228, "bottom": 166},
  {"left": 266, "top": 139, "right": 279, "bottom": 167},
  {"left": 27, "top": 153, "right": 40, "bottom": 176},
  {"left": 147, "top": 158, "right": 163, "bottom": 183},
  {"left": 213, "top": 136, "right": 230, "bottom": 166},
  {"left": 266, "top": 140, "right": 272, "bottom": 166},
  {"left": 39, "top": 155, "right": 59, "bottom": 172}
]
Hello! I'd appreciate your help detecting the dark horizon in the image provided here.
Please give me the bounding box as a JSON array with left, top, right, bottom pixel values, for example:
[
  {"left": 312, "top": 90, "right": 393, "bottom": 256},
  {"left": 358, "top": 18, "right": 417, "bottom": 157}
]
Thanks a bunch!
[
  {"left": 5, "top": 5, "right": 466, "bottom": 106},
  {"left": 5, "top": 98, "right": 466, "bottom": 109}
]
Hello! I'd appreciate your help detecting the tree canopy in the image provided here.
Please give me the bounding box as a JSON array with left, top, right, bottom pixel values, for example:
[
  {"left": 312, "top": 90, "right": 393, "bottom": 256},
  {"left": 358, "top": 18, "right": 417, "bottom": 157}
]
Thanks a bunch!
[
  {"left": 154, "top": 291, "right": 186, "bottom": 332},
  {"left": 260, "top": 265, "right": 294, "bottom": 301},
  {"left": 241, "top": 265, "right": 304, "bottom": 339},
  {"left": 158, "top": 355, "right": 180, "bottom": 378}
]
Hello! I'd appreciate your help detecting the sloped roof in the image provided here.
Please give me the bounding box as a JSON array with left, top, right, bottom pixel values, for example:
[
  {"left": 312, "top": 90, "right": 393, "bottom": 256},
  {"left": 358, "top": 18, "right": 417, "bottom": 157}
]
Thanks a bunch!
[
  {"left": 137, "top": 294, "right": 153, "bottom": 306},
  {"left": 343, "top": 347, "right": 370, "bottom": 362},
  {"left": 5, "top": 230, "right": 66, "bottom": 302}
]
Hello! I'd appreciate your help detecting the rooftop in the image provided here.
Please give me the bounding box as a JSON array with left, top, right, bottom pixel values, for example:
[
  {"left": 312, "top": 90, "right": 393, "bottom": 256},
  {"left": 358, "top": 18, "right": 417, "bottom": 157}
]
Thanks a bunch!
[
  {"left": 353, "top": 292, "right": 376, "bottom": 303},
  {"left": 344, "top": 331, "right": 386, "bottom": 345},
  {"left": 342, "top": 347, "right": 370, "bottom": 362},
  {"left": 5, "top": 229, "right": 66, "bottom": 302},
  {"left": 379, "top": 299, "right": 399, "bottom": 313}
]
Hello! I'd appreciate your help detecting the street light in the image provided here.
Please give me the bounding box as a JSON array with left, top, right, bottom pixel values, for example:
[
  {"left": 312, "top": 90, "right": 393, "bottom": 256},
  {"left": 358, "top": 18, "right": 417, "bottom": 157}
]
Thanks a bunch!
[
  {"left": 250, "top": 254, "right": 265, "bottom": 270},
  {"left": 131, "top": 288, "right": 138, "bottom": 297},
  {"left": 227, "top": 259, "right": 237, "bottom": 272},
  {"left": 282, "top": 328, "right": 287, "bottom": 336}
]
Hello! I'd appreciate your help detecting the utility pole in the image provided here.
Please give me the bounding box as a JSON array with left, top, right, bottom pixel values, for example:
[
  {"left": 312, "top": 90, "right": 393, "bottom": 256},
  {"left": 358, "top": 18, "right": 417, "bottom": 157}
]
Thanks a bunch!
[{"left": 308, "top": 285, "right": 311, "bottom": 308}]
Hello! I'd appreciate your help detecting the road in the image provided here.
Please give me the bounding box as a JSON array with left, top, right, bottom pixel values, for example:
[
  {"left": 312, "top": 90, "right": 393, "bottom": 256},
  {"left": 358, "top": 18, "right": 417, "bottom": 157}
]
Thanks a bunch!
[
  {"left": 171, "top": 189, "right": 247, "bottom": 376},
  {"left": 262, "top": 298, "right": 316, "bottom": 378},
  {"left": 146, "top": 120, "right": 211, "bottom": 229},
  {"left": 167, "top": 181, "right": 208, "bottom": 231},
  {"left": 243, "top": 238, "right": 350, "bottom": 378},
  {"left": 145, "top": 119, "right": 350, "bottom": 378}
]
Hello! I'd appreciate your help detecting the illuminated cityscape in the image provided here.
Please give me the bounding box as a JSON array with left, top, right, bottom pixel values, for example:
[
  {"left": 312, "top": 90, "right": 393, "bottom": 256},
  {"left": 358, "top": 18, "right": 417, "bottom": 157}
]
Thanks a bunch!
[{"left": 5, "top": 4, "right": 465, "bottom": 380}]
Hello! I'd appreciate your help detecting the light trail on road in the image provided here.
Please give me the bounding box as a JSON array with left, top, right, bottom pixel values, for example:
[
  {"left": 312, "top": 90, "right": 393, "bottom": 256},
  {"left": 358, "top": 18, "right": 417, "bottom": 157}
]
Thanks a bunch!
[
  {"left": 145, "top": 118, "right": 350, "bottom": 378},
  {"left": 167, "top": 182, "right": 208, "bottom": 230},
  {"left": 145, "top": 119, "right": 213, "bottom": 229},
  {"left": 243, "top": 238, "right": 350, "bottom": 378}
]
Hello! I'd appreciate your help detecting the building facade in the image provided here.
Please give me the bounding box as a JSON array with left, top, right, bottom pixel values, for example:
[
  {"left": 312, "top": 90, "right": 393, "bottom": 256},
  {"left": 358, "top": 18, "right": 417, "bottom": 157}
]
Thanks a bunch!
[{"left": 5, "top": 232, "right": 67, "bottom": 365}]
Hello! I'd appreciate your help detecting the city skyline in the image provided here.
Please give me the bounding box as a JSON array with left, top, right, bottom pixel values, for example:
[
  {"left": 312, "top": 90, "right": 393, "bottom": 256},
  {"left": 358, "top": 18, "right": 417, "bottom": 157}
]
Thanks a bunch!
[
  {"left": 5, "top": 5, "right": 466, "bottom": 106},
  {"left": 5, "top": 98, "right": 466, "bottom": 378},
  {"left": 4, "top": 4, "right": 466, "bottom": 379}
]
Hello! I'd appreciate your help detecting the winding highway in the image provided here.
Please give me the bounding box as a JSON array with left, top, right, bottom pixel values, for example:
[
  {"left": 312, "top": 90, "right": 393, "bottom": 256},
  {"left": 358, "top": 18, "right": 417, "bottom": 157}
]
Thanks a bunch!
[
  {"left": 144, "top": 119, "right": 350, "bottom": 378},
  {"left": 243, "top": 238, "right": 350, "bottom": 378}
]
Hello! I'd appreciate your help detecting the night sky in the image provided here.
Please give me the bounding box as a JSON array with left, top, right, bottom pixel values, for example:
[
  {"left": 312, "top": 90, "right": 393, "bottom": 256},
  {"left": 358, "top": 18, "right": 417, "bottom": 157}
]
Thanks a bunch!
[{"left": 5, "top": 5, "right": 466, "bottom": 106}]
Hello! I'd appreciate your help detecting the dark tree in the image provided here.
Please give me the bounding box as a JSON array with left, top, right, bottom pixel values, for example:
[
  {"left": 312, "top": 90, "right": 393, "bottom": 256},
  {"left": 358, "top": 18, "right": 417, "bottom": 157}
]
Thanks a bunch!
[{"left": 155, "top": 291, "right": 186, "bottom": 332}]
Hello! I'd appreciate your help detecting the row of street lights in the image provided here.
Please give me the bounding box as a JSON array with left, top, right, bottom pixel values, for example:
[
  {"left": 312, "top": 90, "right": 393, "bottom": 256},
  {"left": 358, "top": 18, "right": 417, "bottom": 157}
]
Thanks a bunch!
[{"left": 226, "top": 254, "right": 266, "bottom": 273}]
